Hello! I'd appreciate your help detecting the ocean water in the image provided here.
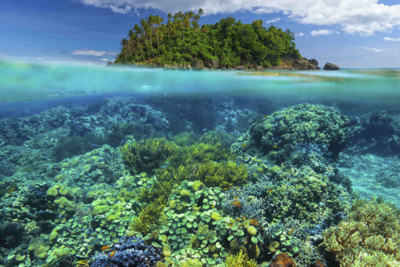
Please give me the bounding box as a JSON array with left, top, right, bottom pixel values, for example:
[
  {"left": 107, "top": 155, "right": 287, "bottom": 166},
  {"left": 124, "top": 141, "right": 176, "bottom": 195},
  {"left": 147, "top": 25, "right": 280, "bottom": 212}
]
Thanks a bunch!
[{"left": 0, "top": 61, "right": 399, "bottom": 266}]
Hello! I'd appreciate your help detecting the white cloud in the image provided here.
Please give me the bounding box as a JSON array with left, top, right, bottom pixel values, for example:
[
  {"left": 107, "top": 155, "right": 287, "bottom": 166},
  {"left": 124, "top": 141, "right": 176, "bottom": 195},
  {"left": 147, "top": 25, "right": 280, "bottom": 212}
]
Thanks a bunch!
[
  {"left": 76, "top": 0, "right": 400, "bottom": 35},
  {"left": 384, "top": 37, "right": 400, "bottom": 41},
  {"left": 266, "top": 17, "right": 281, "bottom": 24},
  {"left": 363, "top": 47, "right": 387, "bottom": 53},
  {"left": 310, "top": 29, "right": 335, "bottom": 36},
  {"left": 100, "top": 58, "right": 110, "bottom": 61},
  {"left": 296, "top": 32, "right": 304, "bottom": 37},
  {"left": 71, "top": 49, "right": 117, "bottom": 56}
]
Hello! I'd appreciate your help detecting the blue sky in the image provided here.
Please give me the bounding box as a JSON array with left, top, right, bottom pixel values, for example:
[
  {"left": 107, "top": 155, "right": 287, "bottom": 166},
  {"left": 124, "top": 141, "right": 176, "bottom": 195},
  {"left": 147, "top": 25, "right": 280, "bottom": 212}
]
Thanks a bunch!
[{"left": 1, "top": 0, "right": 400, "bottom": 67}]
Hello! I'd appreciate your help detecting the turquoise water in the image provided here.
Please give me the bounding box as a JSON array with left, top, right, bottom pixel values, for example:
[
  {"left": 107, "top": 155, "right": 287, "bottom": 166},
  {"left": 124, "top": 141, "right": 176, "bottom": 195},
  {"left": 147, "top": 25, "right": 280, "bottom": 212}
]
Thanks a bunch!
[
  {"left": 1, "top": 61, "right": 399, "bottom": 103},
  {"left": 0, "top": 61, "right": 400, "bottom": 266}
]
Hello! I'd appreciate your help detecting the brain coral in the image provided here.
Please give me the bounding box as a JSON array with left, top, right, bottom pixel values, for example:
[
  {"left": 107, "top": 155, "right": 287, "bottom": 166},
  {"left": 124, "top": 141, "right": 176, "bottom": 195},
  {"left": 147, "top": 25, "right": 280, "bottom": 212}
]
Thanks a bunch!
[{"left": 236, "top": 104, "right": 349, "bottom": 162}]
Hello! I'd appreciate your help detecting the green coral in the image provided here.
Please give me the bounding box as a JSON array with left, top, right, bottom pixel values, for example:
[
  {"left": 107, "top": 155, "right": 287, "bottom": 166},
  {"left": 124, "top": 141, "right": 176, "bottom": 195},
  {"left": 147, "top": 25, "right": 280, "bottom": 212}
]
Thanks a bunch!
[
  {"left": 120, "top": 138, "right": 178, "bottom": 175},
  {"left": 131, "top": 201, "right": 165, "bottom": 235},
  {"left": 324, "top": 197, "right": 400, "bottom": 266},
  {"left": 236, "top": 104, "right": 349, "bottom": 162},
  {"left": 263, "top": 165, "right": 351, "bottom": 225},
  {"left": 196, "top": 161, "right": 248, "bottom": 188}
]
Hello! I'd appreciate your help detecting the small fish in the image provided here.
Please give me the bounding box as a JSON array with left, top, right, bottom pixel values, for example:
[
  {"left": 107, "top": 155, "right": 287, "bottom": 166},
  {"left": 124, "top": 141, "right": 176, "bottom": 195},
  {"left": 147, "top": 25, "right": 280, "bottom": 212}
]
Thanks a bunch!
[
  {"left": 211, "top": 205, "right": 215, "bottom": 209},
  {"left": 288, "top": 228, "right": 295, "bottom": 235},
  {"left": 263, "top": 115, "right": 269, "bottom": 118},
  {"left": 268, "top": 189, "right": 273, "bottom": 194},
  {"left": 233, "top": 196, "right": 238, "bottom": 200},
  {"left": 101, "top": 246, "right": 111, "bottom": 251},
  {"left": 110, "top": 251, "right": 116, "bottom": 257},
  {"left": 143, "top": 156, "right": 150, "bottom": 160},
  {"left": 242, "top": 144, "right": 247, "bottom": 148},
  {"left": 273, "top": 145, "right": 278, "bottom": 149},
  {"left": 202, "top": 128, "right": 207, "bottom": 132}
]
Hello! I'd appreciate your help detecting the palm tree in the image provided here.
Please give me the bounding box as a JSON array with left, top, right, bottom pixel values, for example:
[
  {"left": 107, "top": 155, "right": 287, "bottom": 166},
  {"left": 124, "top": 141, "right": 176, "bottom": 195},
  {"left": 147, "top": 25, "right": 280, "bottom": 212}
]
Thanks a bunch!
[{"left": 134, "top": 25, "right": 146, "bottom": 60}]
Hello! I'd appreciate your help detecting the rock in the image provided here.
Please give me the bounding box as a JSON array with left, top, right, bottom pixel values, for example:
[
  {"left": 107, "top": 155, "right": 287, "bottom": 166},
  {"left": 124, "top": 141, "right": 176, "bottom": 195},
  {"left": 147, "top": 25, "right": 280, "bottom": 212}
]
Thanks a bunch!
[
  {"left": 324, "top": 62, "right": 339, "bottom": 70},
  {"left": 204, "top": 58, "right": 219, "bottom": 69},
  {"left": 255, "top": 65, "right": 265, "bottom": 71},
  {"left": 308, "top": 58, "right": 318, "bottom": 66},
  {"left": 307, "top": 58, "right": 320, "bottom": 70},
  {"left": 193, "top": 59, "right": 204, "bottom": 69}
]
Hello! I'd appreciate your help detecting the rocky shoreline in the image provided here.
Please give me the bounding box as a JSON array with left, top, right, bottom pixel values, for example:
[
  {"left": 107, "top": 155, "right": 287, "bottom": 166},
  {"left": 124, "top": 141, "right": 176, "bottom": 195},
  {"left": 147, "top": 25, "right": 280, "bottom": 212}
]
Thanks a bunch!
[{"left": 111, "top": 58, "right": 340, "bottom": 71}]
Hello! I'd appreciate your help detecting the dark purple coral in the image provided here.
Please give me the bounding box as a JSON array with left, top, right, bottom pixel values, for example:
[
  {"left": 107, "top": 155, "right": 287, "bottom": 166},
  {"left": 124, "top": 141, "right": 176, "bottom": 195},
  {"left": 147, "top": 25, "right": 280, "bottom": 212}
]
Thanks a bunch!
[{"left": 90, "top": 236, "right": 163, "bottom": 267}]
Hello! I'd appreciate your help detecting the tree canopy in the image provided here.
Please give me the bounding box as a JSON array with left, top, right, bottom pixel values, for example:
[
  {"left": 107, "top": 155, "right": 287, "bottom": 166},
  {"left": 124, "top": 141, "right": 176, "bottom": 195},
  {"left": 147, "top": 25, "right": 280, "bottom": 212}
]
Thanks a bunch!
[{"left": 115, "top": 9, "right": 302, "bottom": 69}]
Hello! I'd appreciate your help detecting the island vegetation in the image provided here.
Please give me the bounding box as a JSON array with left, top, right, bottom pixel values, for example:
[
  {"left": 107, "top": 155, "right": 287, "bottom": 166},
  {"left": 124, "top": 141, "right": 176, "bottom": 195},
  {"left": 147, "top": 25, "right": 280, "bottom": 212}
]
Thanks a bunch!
[{"left": 115, "top": 9, "right": 319, "bottom": 70}]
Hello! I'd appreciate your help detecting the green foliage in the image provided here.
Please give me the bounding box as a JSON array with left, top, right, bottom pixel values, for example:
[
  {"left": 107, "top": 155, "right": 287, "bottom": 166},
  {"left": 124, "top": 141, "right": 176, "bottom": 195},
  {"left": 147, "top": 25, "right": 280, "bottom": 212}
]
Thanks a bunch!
[
  {"left": 115, "top": 10, "right": 301, "bottom": 68},
  {"left": 131, "top": 201, "right": 165, "bottom": 235},
  {"left": 324, "top": 197, "right": 400, "bottom": 266},
  {"left": 196, "top": 161, "right": 248, "bottom": 188},
  {"left": 120, "top": 138, "right": 178, "bottom": 175},
  {"left": 169, "top": 141, "right": 234, "bottom": 167}
]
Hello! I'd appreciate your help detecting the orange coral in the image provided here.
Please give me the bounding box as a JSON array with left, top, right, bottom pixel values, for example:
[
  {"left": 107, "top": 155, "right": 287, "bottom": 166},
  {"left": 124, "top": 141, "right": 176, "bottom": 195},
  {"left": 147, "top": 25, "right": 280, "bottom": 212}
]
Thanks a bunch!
[
  {"left": 231, "top": 200, "right": 242, "bottom": 208},
  {"left": 312, "top": 260, "right": 325, "bottom": 267},
  {"left": 249, "top": 219, "right": 261, "bottom": 227},
  {"left": 270, "top": 253, "right": 296, "bottom": 267}
]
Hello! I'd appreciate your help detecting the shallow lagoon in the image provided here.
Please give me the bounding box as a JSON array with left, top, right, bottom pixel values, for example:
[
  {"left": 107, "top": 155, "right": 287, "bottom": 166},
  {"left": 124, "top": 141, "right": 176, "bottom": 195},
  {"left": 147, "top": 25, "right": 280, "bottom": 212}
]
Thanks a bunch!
[{"left": 0, "top": 62, "right": 399, "bottom": 266}]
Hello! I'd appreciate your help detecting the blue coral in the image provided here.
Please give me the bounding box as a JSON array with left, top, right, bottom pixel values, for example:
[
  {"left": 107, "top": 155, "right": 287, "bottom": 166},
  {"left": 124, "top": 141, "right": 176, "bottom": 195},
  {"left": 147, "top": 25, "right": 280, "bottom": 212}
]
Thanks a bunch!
[{"left": 90, "top": 236, "right": 163, "bottom": 267}]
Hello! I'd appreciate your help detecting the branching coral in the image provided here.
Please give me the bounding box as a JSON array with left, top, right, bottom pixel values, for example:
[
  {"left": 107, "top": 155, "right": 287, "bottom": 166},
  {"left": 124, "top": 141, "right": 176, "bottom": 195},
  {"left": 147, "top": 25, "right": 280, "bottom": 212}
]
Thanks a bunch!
[
  {"left": 323, "top": 197, "right": 400, "bottom": 266},
  {"left": 225, "top": 250, "right": 257, "bottom": 267},
  {"left": 120, "top": 138, "right": 178, "bottom": 175}
]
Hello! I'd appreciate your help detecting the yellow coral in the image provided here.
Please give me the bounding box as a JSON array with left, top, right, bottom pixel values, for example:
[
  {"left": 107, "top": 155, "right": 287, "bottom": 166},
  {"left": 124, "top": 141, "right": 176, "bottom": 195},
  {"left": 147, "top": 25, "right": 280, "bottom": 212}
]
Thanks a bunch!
[{"left": 225, "top": 250, "right": 257, "bottom": 267}]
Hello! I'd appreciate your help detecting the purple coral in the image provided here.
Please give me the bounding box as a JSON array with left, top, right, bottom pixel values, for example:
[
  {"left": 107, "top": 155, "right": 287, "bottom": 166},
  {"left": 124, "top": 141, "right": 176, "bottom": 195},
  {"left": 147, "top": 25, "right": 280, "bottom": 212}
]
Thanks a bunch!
[{"left": 90, "top": 236, "right": 163, "bottom": 267}]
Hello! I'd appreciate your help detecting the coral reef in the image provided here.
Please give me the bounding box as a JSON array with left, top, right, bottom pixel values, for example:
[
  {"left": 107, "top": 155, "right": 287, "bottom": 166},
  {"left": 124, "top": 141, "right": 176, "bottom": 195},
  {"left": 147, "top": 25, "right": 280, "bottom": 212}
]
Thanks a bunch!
[
  {"left": 234, "top": 104, "right": 349, "bottom": 162},
  {"left": 90, "top": 236, "right": 163, "bottom": 266},
  {"left": 324, "top": 197, "right": 400, "bottom": 266},
  {"left": 270, "top": 253, "right": 296, "bottom": 267}
]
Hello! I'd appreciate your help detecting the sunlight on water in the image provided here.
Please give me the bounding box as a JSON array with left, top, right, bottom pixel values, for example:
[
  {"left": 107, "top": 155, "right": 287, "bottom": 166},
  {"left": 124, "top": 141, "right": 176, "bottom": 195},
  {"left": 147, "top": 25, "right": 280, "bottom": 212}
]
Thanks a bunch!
[{"left": 0, "top": 61, "right": 399, "bottom": 103}]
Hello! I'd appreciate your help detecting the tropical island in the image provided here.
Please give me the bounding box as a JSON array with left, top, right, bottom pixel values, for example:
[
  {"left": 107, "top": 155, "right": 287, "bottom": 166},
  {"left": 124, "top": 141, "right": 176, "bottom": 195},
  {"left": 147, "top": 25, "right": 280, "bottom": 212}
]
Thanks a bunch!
[{"left": 114, "top": 9, "right": 320, "bottom": 70}]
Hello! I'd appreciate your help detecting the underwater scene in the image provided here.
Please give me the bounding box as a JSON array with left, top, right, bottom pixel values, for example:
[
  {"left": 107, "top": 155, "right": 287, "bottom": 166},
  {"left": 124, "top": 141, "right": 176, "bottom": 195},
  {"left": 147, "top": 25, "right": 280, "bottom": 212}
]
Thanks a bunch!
[{"left": 1, "top": 62, "right": 400, "bottom": 267}]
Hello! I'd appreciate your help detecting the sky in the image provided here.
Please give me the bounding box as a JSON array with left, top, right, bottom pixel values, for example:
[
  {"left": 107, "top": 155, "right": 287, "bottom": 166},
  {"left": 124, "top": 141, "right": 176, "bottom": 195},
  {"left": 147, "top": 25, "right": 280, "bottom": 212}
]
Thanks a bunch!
[{"left": 1, "top": 0, "right": 400, "bottom": 67}]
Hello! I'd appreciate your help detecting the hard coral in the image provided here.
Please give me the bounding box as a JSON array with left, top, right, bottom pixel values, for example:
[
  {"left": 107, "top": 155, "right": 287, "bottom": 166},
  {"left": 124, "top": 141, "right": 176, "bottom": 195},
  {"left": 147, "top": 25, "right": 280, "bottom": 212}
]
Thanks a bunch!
[
  {"left": 90, "top": 236, "right": 163, "bottom": 267},
  {"left": 236, "top": 104, "right": 349, "bottom": 163},
  {"left": 270, "top": 253, "right": 296, "bottom": 267},
  {"left": 324, "top": 197, "right": 400, "bottom": 266}
]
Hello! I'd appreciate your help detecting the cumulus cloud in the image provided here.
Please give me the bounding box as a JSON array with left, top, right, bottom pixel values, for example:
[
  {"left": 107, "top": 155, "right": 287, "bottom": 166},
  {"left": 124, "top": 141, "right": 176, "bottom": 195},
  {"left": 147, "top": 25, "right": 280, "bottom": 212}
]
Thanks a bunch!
[
  {"left": 76, "top": 0, "right": 400, "bottom": 35},
  {"left": 363, "top": 47, "right": 387, "bottom": 53},
  {"left": 296, "top": 32, "right": 304, "bottom": 37},
  {"left": 310, "top": 29, "right": 335, "bottom": 36},
  {"left": 265, "top": 17, "right": 281, "bottom": 24},
  {"left": 70, "top": 49, "right": 117, "bottom": 56},
  {"left": 384, "top": 37, "right": 400, "bottom": 41}
]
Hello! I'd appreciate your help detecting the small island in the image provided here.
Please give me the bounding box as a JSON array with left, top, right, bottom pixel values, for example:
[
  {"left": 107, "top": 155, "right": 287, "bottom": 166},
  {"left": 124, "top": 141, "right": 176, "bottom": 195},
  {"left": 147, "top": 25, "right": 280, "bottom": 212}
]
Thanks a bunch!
[{"left": 115, "top": 9, "right": 320, "bottom": 70}]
